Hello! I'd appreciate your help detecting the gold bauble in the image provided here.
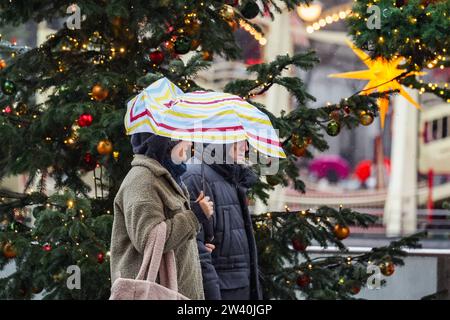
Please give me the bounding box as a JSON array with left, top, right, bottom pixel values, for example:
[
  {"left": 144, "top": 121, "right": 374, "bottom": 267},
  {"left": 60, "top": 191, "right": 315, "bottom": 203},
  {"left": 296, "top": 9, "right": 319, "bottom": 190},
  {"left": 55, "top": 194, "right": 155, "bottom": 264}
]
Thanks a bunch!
[
  {"left": 91, "top": 84, "right": 109, "bottom": 101},
  {"left": 97, "top": 140, "right": 113, "bottom": 155}
]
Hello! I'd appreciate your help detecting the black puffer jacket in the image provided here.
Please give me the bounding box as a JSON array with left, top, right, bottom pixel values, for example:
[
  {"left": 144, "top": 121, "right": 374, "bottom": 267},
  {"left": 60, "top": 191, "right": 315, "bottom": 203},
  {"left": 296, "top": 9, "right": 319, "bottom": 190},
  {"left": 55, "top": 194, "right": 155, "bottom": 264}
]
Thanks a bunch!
[{"left": 182, "top": 162, "right": 262, "bottom": 300}]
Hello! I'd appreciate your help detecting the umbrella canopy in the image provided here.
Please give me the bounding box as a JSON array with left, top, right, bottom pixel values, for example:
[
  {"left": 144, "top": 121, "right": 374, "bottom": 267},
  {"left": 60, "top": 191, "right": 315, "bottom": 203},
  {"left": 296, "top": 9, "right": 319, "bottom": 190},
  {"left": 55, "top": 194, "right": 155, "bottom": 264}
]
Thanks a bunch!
[
  {"left": 308, "top": 155, "right": 350, "bottom": 180},
  {"left": 354, "top": 158, "right": 391, "bottom": 182},
  {"left": 125, "top": 77, "right": 286, "bottom": 158}
]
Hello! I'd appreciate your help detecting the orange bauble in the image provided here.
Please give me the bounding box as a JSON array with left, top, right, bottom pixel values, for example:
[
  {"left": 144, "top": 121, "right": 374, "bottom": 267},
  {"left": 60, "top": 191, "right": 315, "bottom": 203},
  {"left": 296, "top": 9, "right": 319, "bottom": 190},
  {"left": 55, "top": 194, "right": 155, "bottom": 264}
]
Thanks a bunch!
[
  {"left": 202, "top": 51, "right": 213, "bottom": 61},
  {"left": 97, "top": 140, "right": 113, "bottom": 155},
  {"left": 3, "top": 242, "right": 17, "bottom": 259},
  {"left": 0, "top": 59, "right": 6, "bottom": 69},
  {"left": 291, "top": 144, "right": 306, "bottom": 157},
  {"left": 191, "top": 39, "right": 201, "bottom": 50},
  {"left": 91, "top": 84, "right": 109, "bottom": 101},
  {"left": 333, "top": 224, "right": 350, "bottom": 240}
]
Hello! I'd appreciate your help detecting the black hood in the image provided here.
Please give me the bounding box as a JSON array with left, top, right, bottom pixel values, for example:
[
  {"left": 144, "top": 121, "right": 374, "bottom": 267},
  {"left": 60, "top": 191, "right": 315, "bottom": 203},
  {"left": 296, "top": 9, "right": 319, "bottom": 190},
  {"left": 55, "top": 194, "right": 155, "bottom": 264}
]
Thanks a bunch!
[{"left": 130, "top": 132, "right": 185, "bottom": 184}]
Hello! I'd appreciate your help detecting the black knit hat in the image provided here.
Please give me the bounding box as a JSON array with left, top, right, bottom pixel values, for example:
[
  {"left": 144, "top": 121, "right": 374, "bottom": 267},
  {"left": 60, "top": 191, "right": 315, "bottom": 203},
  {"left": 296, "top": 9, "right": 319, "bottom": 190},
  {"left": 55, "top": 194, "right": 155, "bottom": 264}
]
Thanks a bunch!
[{"left": 131, "top": 132, "right": 179, "bottom": 163}]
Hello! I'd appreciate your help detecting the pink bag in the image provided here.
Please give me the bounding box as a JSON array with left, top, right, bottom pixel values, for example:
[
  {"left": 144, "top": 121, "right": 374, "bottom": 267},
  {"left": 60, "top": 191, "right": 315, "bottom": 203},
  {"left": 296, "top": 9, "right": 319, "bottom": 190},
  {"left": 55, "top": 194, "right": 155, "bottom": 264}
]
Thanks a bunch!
[{"left": 110, "top": 222, "right": 189, "bottom": 300}]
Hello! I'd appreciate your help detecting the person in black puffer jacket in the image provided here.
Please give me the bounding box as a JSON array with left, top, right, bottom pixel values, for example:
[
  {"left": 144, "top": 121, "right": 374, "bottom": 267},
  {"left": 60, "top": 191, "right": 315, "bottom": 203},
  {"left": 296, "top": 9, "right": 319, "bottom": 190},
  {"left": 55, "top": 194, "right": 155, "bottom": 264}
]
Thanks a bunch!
[{"left": 182, "top": 142, "right": 262, "bottom": 300}]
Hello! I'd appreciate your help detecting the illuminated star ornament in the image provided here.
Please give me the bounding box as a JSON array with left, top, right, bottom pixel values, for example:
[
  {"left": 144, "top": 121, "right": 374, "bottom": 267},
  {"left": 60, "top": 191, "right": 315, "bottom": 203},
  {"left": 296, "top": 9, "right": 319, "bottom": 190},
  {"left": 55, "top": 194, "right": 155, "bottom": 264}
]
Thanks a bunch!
[{"left": 329, "top": 40, "right": 422, "bottom": 128}]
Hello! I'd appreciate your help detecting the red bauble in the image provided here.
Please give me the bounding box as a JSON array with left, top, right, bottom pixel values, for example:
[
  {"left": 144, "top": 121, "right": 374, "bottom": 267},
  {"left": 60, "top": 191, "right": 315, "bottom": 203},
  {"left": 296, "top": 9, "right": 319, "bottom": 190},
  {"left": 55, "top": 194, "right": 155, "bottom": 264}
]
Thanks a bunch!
[
  {"left": 343, "top": 105, "right": 351, "bottom": 115},
  {"left": 350, "top": 285, "right": 361, "bottom": 295},
  {"left": 42, "top": 244, "right": 52, "bottom": 252},
  {"left": 3, "top": 106, "right": 11, "bottom": 113},
  {"left": 380, "top": 261, "right": 395, "bottom": 276},
  {"left": 149, "top": 50, "right": 164, "bottom": 65},
  {"left": 77, "top": 113, "right": 93, "bottom": 127},
  {"left": 296, "top": 274, "right": 311, "bottom": 288},
  {"left": 3, "top": 242, "right": 17, "bottom": 259},
  {"left": 291, "top": 144, "right": 306, "bottom": 157},
  {"left": 292, "top": 238, "right": 307, "bottom": 252},
  {"left": 83, "top": 152, "right": 97, "bottom": 171},
  {"left": 97, "top": 252, "right": 104, "bottom": 264}
]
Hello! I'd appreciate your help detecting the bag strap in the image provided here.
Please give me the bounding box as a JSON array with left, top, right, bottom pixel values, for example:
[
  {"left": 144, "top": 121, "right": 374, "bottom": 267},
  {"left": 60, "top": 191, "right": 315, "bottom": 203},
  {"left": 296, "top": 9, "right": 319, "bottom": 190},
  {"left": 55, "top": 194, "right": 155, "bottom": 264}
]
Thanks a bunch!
[{"left": 136, "top": 222, "right": 178, "bottom": 292}]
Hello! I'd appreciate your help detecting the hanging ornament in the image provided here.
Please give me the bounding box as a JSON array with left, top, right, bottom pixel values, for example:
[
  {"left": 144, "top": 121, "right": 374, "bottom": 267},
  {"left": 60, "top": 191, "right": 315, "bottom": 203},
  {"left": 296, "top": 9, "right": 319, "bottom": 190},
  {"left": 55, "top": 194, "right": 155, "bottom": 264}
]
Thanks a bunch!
[
  {"left": 83, "top": 152, "right": 97, "bottom": 170},
  {"left": 265, "top": 175, "right": 280, "bottom": 186},
  {"left": 291, "top": 134, "right": 302, "bottom": 146},
  {"left": 42, "top": 244, "right": 52, "bottom": 252},
  {"left": 359, "top": 111, "right": 374, "bottom": 126},
  {"left": 113, "top": 151, "right": 120, "bottom": 161},
  {"left": 240, "top": 1, "right": 260, "bottom": 19},
  {"left": 15, "top": 102, "right": 28, "bottom": 114},
  {"left": 305, "top": 137, "right": 313, "bottom": 145},
  {"left": 291, "top": 144, "right": 306, "bottom": 157},
  {"left": 174, "top": 36, "right": 192, "bottom": 55},
  {"left": 329, "top": 110, "right": 341, "bottom": 122},
  {"left": 350, "top": 285, "right": 361, "bottom": 295},
  {"left": 296, "top": 274, "right": 311, "bottom": 288},
  {"left": 149, "top": 50, "right": 165, "bottom": 65},
  {"left": 343, "top": 105, "right": 351, "bottom": 116},
  {"left": 91, "top": 84, "right": 109, "bottom": 101},
  {"left": 111, "top": 16, "right": 124, "bottom": 28},
  {"left": 190, "top": 39, "right": 201, "bottom": 50},
  {"left": 292, "top": 238, "right": 307, "bottom": 252},
  {"left": 333, "top": 224, "right": 350, "bottom": 240},
  {"left": 3, "top": 242, "right": 17, "bottom": 259},
  {"left": 0, "top": 59, "right": 6, "bottom": 69},
  {"left": 97, "top": 139, "right": 113, "bottom": 155},
  {"left": 1, "top": 80, "right": 16, "bottom": 95},
  {"left": 13, "top": 208, "right": 26, "bottom": 223},
  {"left": 202, "top": 50, "right": 213, "bottom": 61},
  {"left": 2, "top": 106, "right": 12, "bottom": 113},
  {"left": 164, "top": 40, "right": 175, "bottom": 53},
  {"left": 52, "top": 272, "right": 64, "bottom": 282},
  {"left": 97, "top": 252, "right": 105, "bottom": 264},
  {"left": 31, "top": 287, "right": 43, "bottom": 294},
  {"left": 326, "top": 120, "right": 341, "bottom": 136},
  {"left": 329, "top": 40, "right": 423, "bottom": 128},
  {"left": 221, "top": 4, "right": 236, "bottom": 20},
  {"left": 184, "top": 18, "right": 201, "bottom": 36},
  {"left": 77, "top": 113, "right": 93, "bottom": 127},
  {"left": 380, "top": 261, "right": 395, "bottom": 276}
]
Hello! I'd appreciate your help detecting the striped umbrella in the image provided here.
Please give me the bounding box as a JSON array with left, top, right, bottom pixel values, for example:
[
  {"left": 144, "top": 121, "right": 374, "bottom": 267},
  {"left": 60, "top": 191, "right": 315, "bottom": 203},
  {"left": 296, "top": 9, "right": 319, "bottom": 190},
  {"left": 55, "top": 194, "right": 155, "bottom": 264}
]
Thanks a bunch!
[{"left": 125, "top": 77, "right": 286, "bottom": 158}]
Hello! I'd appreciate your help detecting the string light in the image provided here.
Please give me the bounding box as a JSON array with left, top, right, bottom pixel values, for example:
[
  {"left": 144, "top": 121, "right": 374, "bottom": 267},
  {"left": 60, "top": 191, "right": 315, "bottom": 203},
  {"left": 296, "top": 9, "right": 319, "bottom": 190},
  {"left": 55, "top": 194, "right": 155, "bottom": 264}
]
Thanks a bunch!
[
  {"left": 239, "top": 19, "right": 266, "bottom": 46},
  {"left": 306, "top": 8, "right": 352, "bottom": 34}
]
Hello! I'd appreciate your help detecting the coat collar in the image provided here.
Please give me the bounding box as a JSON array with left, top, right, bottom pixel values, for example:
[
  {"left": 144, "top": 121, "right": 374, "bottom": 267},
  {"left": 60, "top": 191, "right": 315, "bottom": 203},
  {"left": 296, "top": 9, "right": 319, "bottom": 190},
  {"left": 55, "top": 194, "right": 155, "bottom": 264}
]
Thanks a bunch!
[{"left": 131, "top": 154, "right": 188, "bottom": 200}]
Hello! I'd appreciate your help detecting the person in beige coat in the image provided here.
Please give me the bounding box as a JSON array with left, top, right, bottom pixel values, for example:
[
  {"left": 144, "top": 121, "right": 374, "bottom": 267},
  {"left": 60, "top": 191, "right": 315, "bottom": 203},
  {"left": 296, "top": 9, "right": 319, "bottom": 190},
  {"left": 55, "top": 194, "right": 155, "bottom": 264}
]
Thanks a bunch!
[{"left": 110, "top": 133, "right": 213, "bottom": 300}]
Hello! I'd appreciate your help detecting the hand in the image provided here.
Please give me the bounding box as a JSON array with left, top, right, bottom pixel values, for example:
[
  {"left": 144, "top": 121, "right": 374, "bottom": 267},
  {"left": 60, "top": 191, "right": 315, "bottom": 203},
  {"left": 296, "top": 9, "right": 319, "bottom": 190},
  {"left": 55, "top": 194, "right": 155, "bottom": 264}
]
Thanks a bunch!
[
  {"left": 195, "top": 191, "right": 214, "bottom": 219},
  {"left": 205, "top": 243, "right": 215, "bottom": 253}
]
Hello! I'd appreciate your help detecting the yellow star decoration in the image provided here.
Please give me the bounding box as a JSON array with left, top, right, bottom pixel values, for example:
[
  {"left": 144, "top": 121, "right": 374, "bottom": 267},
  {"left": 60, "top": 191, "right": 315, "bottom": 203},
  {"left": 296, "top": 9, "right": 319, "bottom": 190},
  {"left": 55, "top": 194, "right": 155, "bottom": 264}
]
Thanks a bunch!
[{"left": 329, "top": 40, "right": 423, "bottom": 128}]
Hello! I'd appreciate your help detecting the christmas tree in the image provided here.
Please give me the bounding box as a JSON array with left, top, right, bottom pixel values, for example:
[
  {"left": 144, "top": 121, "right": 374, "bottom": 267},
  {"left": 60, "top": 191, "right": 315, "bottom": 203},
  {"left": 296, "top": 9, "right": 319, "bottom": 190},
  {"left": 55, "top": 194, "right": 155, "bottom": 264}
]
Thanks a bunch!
[{"left": 0, "top": 0, "right": 446, "bottom": 299}]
